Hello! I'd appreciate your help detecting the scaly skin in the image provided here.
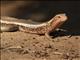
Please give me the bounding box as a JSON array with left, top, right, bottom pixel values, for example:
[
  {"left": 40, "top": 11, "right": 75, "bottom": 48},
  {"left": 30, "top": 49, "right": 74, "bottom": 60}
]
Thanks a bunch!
[{"left": 19, "top": 14, "right": 67, "bottom": 34}]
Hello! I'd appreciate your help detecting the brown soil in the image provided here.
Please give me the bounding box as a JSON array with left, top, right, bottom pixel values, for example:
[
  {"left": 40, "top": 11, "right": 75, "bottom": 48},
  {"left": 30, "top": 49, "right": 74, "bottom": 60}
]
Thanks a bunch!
[{"left": 1, "top": 31, "right": 80, "bottom": 60}]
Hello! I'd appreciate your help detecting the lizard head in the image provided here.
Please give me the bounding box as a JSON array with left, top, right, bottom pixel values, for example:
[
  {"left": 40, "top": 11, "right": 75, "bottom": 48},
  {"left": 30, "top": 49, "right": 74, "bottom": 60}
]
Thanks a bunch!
[
  {"left": 47, "top": 13, "right": 68, "bottom": 31},
  {"left": 55, "top": 14, "right": 68, "bottom": 22},
  {"left": 48, "top": 13, "right": 68, "bottom": 24}
]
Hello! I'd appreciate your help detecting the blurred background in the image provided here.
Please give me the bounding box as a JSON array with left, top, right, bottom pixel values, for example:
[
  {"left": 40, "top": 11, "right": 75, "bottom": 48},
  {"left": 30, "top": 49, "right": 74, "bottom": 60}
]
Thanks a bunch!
[{"left": 1, "top": 1, "right": 80, "bottom": 34}]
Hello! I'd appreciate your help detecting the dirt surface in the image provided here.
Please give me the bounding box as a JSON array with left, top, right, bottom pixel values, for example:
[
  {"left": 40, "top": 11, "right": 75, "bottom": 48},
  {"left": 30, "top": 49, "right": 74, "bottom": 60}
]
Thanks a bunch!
[{"left": 1, "top": 31, "right": 80, "bottom": 60}]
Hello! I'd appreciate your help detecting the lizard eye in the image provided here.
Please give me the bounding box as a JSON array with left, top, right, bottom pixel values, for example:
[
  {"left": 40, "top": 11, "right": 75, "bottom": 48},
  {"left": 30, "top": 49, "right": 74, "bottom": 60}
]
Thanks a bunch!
[{"left": 58, "top": 16, "right": 61, "bottom": 18}]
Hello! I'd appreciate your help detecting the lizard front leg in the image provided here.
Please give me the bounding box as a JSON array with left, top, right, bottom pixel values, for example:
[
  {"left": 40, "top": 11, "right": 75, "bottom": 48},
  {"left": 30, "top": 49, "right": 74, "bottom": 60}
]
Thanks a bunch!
[{"left": 45, "top": 32, "right": 53, "bottom": 40}]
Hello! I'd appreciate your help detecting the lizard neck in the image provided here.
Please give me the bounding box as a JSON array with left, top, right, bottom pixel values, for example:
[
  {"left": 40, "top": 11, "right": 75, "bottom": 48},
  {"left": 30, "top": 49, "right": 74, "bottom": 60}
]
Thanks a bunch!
[{"left": 47, "top": 16, "right": 62, "bottom": 31}]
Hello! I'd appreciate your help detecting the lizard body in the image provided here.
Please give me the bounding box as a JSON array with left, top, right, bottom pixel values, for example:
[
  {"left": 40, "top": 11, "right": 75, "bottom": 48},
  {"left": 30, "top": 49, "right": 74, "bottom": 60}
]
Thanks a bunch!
[{"left": 1, "top": 14, "right": 67, "bottom": 39}]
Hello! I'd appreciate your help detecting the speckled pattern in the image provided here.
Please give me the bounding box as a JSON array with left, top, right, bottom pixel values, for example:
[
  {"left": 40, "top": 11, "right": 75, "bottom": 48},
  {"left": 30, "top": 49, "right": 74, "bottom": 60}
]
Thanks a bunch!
[{"left": 19, "top": 25, "right": 50, "bottom": 34}]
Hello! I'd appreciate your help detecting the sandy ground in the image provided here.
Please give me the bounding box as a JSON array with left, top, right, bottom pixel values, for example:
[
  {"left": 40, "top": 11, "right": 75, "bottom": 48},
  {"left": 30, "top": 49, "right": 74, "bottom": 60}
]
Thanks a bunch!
[{"left": 1, "top": 31, "right": 80, "bottom": 60}]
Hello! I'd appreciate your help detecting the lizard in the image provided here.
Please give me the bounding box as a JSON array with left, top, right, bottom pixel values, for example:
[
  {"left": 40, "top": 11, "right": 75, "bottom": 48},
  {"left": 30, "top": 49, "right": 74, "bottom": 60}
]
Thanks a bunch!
[{"left": 0, "top": 13, "right": 68, "bottom": 39}]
